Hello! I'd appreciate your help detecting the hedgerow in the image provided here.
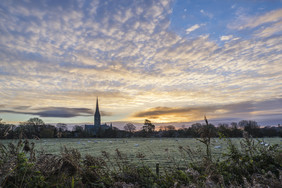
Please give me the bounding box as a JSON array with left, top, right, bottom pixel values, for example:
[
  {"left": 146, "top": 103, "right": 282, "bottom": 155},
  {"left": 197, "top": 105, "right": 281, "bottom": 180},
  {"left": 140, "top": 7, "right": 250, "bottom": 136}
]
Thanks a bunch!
[{"left": 0, "top": 131, "right": 281, "bottom": 187}]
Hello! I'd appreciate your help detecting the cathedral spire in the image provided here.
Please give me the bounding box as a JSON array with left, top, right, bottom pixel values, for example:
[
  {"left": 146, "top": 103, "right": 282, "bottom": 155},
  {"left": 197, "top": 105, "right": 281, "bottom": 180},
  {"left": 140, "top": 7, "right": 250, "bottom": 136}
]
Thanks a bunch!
[
  {"left": 94, "top": 97, "right": 101, "bottom": 126},
  {"left": 95, "top": 97, "right": 99, "bottom": 114}
]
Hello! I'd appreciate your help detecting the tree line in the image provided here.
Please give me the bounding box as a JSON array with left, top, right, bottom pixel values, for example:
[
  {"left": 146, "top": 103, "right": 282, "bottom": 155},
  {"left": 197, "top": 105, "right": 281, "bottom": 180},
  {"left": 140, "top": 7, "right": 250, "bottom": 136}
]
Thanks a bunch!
[
  {"left": 132, "top": 119, "right": 281, "bottom": 138},
  {"left": 0, "top": 117, "right": 281, "bottom": 139}
]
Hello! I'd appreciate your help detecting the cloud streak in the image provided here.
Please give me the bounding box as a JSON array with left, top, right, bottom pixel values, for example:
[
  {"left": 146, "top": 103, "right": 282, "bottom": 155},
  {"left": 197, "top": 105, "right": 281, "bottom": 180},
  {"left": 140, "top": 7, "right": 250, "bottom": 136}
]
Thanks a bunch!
[
  {"left": 238, "top": 9, "right": 282, "bottom": 30},
  {"left": 132, "top": 98, "right": 282, "bottom": 123},
  {"left": 185, "top": 24, "right": 204, "bottom": 34},
  {"left": 220, "top": 35, "right": 233, "bottom": 41},
  {"left": 0, "top": 107, "right": 94, "bottom": 118}
]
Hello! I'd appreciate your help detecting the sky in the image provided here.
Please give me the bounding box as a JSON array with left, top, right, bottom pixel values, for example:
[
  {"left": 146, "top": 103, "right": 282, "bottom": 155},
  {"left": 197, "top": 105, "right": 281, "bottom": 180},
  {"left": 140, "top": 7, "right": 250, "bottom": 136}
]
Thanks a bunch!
[{"left": 0, "top": 0, "right": 282, "bottom": 128}]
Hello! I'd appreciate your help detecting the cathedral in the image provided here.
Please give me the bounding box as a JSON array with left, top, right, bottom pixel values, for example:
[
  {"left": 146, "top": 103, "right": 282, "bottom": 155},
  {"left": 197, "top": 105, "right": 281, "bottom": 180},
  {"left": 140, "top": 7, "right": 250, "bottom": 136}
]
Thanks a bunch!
[{"left": 85, "top": 97, "right": 112, "bottom": 136}]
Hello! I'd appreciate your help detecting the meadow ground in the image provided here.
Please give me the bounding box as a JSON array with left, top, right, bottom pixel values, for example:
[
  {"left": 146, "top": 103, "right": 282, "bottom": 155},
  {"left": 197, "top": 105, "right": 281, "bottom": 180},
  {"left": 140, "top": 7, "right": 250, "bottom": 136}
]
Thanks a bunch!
[{"left": 1, "top": 137, "right": 281, "bottom": 170}]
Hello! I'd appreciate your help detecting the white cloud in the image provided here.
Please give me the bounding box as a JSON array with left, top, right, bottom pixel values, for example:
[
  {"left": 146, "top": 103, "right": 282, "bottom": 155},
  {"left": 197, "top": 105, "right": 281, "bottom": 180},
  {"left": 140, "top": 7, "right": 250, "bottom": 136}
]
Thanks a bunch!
[
  {"left": 220, "top": 35, "right": 233, "bottom": 41},
  {"left": 185, "top": 24, "right": 204, "bottom": 34},
  {"left": 230, "top": 8, "right": 282, "bottom": 30},
  {"left": 242, "top": 8, "right": 282, "bottom": 29},
  {"left": 255, "top": 20, "right": 282, "bottom": 38},
  {"left": 0, "top": 0, "right": 281, "bottom": 123}
]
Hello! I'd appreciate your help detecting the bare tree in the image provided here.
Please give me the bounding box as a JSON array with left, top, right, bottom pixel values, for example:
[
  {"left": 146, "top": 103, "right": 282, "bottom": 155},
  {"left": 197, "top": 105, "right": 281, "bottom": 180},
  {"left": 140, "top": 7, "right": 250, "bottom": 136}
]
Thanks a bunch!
[
  {"left": 124, "top": 123, "right": 136, "bottom": 133},
  {"left": 231, "top": 122, "right": 238, "bottom": 129},
  {"left": 165, "top": 125, "right": 175, "bottom": 131},
  {"left": 23, "top": 117, "right": 45, "bottom": 136},
  {"left": 56, "top": 123, "right": 67, "bottom": 132},
  {"left": 26, "top": 117, "right": 45, "bottom": 126}
]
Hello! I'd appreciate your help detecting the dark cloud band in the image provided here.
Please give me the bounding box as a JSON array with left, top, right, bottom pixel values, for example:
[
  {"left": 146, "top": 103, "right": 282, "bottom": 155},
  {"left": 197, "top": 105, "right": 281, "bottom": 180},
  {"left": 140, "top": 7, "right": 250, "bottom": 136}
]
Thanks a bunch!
[
  {"left": 132, "top": 98, "right": 282, "bottom": 121},
  {"left": 0, "top": 107, "right": 92, "bottom": 118}
]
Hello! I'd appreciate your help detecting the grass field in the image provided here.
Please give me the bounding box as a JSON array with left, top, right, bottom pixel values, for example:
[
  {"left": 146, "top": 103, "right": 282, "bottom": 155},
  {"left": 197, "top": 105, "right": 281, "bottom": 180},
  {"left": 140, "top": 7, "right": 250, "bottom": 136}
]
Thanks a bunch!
[{"left": 1, "top": 137, "right": 281, "bottom": 169}]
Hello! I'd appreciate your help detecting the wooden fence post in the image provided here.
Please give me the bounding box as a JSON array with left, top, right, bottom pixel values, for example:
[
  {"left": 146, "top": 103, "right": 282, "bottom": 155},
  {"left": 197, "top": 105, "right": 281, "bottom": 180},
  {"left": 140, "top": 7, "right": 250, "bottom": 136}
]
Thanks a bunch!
[{"left": 156, "top": 163, "right": 159, "bottom": 177}]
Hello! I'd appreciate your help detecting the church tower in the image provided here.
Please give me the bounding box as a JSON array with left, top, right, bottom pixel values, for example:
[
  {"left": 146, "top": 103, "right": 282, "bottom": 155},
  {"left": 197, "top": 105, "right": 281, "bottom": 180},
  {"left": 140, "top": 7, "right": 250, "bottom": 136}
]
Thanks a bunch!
[{"left": 94, "top": 97, "right": 101, "bottom": 127}]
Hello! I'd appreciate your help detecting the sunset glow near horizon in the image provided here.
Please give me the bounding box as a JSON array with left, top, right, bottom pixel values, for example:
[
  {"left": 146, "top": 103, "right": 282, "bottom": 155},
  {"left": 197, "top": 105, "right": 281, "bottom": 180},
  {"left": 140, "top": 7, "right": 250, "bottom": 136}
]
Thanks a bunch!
[{"left": 0, "top": 0, "right": 282, "bottom": 127}]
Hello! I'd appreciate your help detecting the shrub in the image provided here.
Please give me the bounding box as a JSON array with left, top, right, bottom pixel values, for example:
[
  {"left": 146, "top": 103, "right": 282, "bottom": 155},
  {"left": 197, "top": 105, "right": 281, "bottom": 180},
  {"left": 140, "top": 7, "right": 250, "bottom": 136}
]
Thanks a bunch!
[{"left": 0, "top": 134, "right": 281, "bottom": 187}]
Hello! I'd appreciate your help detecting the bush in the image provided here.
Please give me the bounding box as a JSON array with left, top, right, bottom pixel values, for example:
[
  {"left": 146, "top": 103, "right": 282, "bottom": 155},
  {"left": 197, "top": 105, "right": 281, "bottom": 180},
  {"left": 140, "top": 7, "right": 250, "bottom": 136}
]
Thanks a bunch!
[{"left": 0, "top": 135, "right": 281, "bottom": 187}]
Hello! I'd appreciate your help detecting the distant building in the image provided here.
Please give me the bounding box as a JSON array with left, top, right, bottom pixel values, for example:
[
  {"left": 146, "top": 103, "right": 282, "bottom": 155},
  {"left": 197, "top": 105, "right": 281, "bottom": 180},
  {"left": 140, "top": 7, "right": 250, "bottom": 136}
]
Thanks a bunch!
[{"left": 85, "top": 97, "right": 112, "bottom": 136}]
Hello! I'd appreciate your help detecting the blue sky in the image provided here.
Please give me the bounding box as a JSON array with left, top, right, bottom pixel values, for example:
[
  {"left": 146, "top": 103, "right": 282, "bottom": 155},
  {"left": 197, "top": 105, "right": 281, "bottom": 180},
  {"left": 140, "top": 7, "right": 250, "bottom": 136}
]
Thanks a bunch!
[
  {"left": 0, "top": 0, "right": 281, "bottom": 128},
  {"left": 171, "top": 0, "right": 282, "bottom": 41}
]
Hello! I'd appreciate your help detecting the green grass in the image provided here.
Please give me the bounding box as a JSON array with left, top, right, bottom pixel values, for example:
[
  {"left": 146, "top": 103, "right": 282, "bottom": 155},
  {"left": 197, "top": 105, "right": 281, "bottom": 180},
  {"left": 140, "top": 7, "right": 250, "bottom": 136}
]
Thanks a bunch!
[{"left": 1, "top": 137, "right": 281, "bottom": 169}]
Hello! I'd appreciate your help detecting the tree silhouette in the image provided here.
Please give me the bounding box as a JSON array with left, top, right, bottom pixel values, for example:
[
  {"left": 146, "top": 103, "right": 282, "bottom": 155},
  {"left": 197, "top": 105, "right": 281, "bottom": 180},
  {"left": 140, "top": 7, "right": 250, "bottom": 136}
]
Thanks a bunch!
[
  {"left": 143, "top": 119, "right": 155, "bottom": 133},
  {"left": 124, "top": 123, "right": 136, "bottom": 133},
  {"left": 26, "top": 118, "right": 45, "bottom": 126}
]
